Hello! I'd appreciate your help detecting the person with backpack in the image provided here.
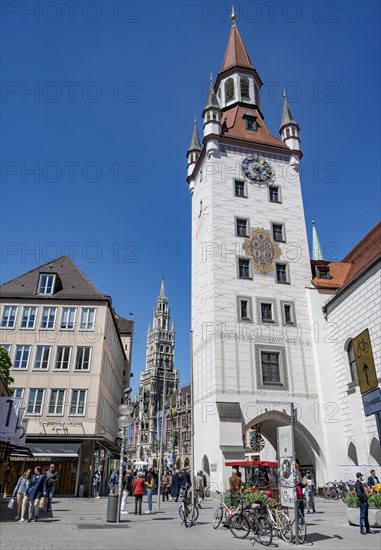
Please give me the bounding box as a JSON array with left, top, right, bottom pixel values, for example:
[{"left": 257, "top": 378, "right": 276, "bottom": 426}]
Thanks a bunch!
[
  {"left": 108, "top": 470, "right": 119, "bottom": 494},
  {"left": 296, "top": 480, "right": 305, "bottom": 517}
]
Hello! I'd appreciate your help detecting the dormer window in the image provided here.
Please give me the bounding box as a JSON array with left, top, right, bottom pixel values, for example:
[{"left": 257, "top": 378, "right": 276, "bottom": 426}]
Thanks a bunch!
[
  {"left": 244, "top": 115, "right": 257, "bottom": 132},
  {"left": 38, "top": 273, "right": 56, "bottom": 294},
  {"left": 240, "top": 77, "right": 250, "bottom": 101},
  {"left": 315, "top": 265, "right": 331, "bottom": 279}
]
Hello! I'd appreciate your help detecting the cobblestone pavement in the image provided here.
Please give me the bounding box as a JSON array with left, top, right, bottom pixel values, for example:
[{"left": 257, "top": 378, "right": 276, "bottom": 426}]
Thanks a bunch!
[{"left": 1, "top": 495, "right": 380, "bottom": 550}]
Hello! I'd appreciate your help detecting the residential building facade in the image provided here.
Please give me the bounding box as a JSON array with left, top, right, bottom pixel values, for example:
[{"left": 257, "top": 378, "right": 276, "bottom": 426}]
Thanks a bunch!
[{"left": 0, "top": 256, "right": 133, "bottom": 496}]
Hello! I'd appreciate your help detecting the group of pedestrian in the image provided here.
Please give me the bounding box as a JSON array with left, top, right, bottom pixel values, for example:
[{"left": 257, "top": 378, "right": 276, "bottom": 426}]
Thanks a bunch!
[{"left": 12, "top": 463, "right": 59, "bottom": 522}]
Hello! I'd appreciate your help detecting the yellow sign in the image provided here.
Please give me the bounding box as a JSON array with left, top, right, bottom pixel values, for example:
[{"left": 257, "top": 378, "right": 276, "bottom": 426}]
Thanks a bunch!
[{"left": 353, "top": 329, "right": 378, "bottom": 395}]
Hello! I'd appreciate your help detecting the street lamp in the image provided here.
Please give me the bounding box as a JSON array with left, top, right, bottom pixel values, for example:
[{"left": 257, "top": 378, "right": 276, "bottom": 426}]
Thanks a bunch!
[{"left": 117, "top": 402, "right": 134, "bottom": 523}]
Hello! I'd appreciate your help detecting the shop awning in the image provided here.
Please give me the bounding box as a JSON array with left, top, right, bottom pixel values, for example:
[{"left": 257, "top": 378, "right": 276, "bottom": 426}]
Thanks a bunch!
[{"left": 28, "top": 443, "right": 81, "bottom": 458}]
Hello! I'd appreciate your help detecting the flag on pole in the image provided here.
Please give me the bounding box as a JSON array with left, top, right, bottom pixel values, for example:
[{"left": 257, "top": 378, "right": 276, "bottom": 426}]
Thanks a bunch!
[
  {"left": 171, "top": 407, "right": 175, "bottom": 427},
  {"left": 156, "top": 411, "right": 161, "bottom": 441},
  {"left": 127, "top": 424, "right": 131, "bottom": 445},
  {"left": 163, "top": 412, "right": 167, "bottom": 442}
]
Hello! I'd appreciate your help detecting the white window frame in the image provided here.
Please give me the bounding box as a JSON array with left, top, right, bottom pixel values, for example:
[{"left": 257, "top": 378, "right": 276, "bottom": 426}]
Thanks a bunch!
[
  {"left": 234, "top": 179, "right": 247, "bottom": 198},
  {"left": 235, "top": 217, "right": 250, "bottom": 238},
  {"left": 26, "top": 388, "right": 45, "bottom": 415},
  {"left": 54, "top": 346, "right": 72, "bottom": 371},
  {"left": 13, "top": 345, "right": 31, "bottom": 370},
  {"left": 33, "top": 345, "right": 52, "bottom": 370},
  {"left": 0, "top": 344, "right": 12, "bottom": 354},
  {"left": 48, "top": 389, "right": 66, "bottom": 416},
  {"left": 238, "top": 257, "right": 252, "bottom": 280},
  {"left": 237, "top": 296, "right": 253, "bottom": 322},
  {"left": 1, "top": 306, "right": 18, "bottom": 329},
  {"left": 79, "top": 308, "right": 96, "bottom": 331},
  {"left": 70, "top": 389, "right": 87, "bottom": 416},
  {"left": 60, "top": 307, "right": 77, "bottom": 330},
  {"left": 275, "top": 262, "right": 290, "bottom": 284},
  {"left": 269, "top": 185, "right": 282, "bottom": 203},
  {"left": 40, "top": 307, "right": 57, "bottom": 330},
  {"left": 37, "top": 273, "right": 56, "bottom": 295},
  {"left": 74, "top": 347, "right": 92, "bottom": 371},
  {"left": 20, "top": 306, "right": 38, "bottom": 329},
  {"left": 271, "top": 222, "right": 286, "bottom": 243},
  {"left": 13, "top": 388, "right": 24, "bottom": 399}
]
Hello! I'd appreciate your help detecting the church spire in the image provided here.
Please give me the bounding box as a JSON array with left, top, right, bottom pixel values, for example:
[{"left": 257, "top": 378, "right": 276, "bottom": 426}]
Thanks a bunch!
[
  {"left": 312, "top": 221, "right": 324, "bottom": 260},
  {"left": 205, "top": 74, "right": 220, "bottom": 110},
  {"left": 188, "top": 118, "right": 201, "bottom": 152},
  {"left": 279, "top": 90, "right": 301, "bottom": 163},
  {"left": 280, "top": 90, "right": 297, "bottom": 129},
  {"left": 220, "top": 18, "right": 253, "bottom": 72},
  {"left": 158, "top": 275, "right": 167, "bottom": 300},
  {"left": 187, "top": 118, "right": 201, "bottom": 181}
]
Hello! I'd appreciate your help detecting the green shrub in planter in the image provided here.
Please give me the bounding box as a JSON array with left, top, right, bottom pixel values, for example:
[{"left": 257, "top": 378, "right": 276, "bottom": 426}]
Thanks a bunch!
[
  {"left": 369, "top": 492, "right": 381, "bottom": 509},
  {"left": 343, "top": 492, "right": 358, "bottom": 508}
]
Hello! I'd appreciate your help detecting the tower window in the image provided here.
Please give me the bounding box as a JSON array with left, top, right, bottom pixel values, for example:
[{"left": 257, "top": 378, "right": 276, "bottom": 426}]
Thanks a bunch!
[
  {"left": 269, "top": 186, "right": 281, "bottom": 203},
  {"left": 272, "top": 223, "right": 285, "bottom": 242},
  {"left": 346, "top": 340, "right": 358, "bottom": 383},
  {"left": 238, "top": 297, "right": 252, "bottom": 322},
  {"left": 240, "top": 77, "right": 250, "bottom": 101},
  {"left": 283, "top": 303, "right": 295, "bottom": 325},
  {"left": 225, "top": 78, "right": 235, "bottom": 102},
  {"left": 261, "top": 352, "right": 281, "bottom": 386},
  {"left": 238, "top": 258, "right": 251, "bottom": 279},
  {"left": 276, "top": 263, "right": 289, "bottom": 284},
  {"left": 236, "top": 218, "right": 249, "bottom": 237},
  {"left": 286, "top": 128, "right": 290, "bottom": 138},
  {"left": 260, "top": 303, "right": 273, "bottom": 322},
  {"left": 244, "top": 116, "right": 257, "bottom": 132},
  {"left": 234, "top": 180, "right": 247, "bottom": 198},
  {"left": 315, "top": 265, "right": 331, "bottom": 279}
]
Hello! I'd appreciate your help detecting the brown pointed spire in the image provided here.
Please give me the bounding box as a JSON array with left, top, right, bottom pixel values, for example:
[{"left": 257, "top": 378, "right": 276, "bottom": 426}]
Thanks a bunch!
[{"left": 221, "top": 23, "right": 253, "bottom": 72}]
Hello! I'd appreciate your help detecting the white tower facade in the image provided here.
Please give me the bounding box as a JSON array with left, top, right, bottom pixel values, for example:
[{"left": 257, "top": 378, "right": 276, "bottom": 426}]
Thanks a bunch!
[{"left": 188, "top": 20, "right": 340, "bottom": 487}]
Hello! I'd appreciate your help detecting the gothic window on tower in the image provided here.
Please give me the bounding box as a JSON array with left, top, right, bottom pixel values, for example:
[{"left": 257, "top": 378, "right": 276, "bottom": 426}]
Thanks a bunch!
[
  {"left": 346, "top": 339, "right": 359, "bottom": 384},
  {"left": 225, "top": 78, "right": 235, "bottom": 102},
  {"left": 237, "top": 297, "right": 252, "bottom": 322},
  {"left": 236, "top": 217, "right": 249, "bottom": 237},
  {"left": 275, "top": 263, "right": 290, "bottom": 284},
  {"left": 272, "top": 223, "right": 285, "bottom": 243},
  {"left": 269, "top": 185, "right": 281, "bottom": 203},
  {"left": 238, "top": 258, "right": 252, "bottom": 280},
  {"left": 234, "top": 179, "right": 247, "bottom": 198},
  {"left": 244, "top": 115, "right": 257, "bottom": 132},
  {"left": 240, "top": 77, "right": 250, "bottom": 101}
]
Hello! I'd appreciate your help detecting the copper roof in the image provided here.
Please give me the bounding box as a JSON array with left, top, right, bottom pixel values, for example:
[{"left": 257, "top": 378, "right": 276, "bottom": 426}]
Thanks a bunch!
[
  {"left": 221, "top": 24, "right": 253, "bottom": 72},
  {"left": 221, "top": 105, "right": 288, "bottom": 149}
]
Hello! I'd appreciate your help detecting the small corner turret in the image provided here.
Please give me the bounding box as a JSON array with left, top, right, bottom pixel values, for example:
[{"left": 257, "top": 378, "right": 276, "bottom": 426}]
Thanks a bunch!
[
  {"left": 279, "top": 90, "right": 302, "bottom": 167},
  {"left": 186, "top": 117, "right": 201, "bottom": 181},
  {"left": 202, "top": 74, "right": 221, "bottom": 158}
]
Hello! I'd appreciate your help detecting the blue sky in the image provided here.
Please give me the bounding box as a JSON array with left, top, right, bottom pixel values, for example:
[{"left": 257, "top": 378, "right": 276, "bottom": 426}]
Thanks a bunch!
[{"left": 1, "top": 0, "right": 380, "bottom": 394}]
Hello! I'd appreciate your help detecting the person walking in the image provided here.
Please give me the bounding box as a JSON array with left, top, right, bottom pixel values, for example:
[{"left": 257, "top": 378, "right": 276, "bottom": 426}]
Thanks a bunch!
[
  {"left": 202, "top": 471, "right": 207, "bottom": 500},
  {"left": 302, "top": 471, "right": 316, "bottom": 514},
  {"left": 161, "top": 470, "right": 170, "bottom": 502},
  {"left": 180, "top": 468, "right": 191, "bottom": 501},
  {"left": 12, "top": 469, "right": 32, "bottom": 522},
  {"left": 171, "top": 470, "right": 181, "bottom": 502},
  {"left": 296, "top": 480, "right": 305, "bottom": 517},
  {"left": 144, "top": 472, "right": 154, "bottom": 514},
  {"left": 194, "top": 471, "right": 204, "bottom": 508},
  {"left": 367, "top": 470, "right": 379, "bottom": 487},
  {"left": 26, "top": 466, "right": 47, "bottom": 522},
  {"left": 133, "top": 471, "right": 145, "bottom": 515},
  {"left": 107, "top": 470, "right": 119, "bottom": 495},
  {"left": 45, "top": 463, "right": 59, "bottom": 512},
  {"left": 355, "top": 472, "right": 371, "bottom": 534},
  {"left": 93, "top": 464, "right": 103, "bottom": 499}
]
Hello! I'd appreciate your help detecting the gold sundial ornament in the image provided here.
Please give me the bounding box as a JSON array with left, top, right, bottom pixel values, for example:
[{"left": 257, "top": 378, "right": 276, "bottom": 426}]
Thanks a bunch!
[{"left": 243, "top": 227, "right": 281, "bottom": 275}]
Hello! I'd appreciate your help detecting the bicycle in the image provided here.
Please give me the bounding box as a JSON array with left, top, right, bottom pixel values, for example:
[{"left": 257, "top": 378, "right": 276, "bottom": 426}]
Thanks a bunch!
[
  {"left": 229, "top": 496, "right": 273, "bottom": 545},
  {"left": 288, "top": 510, "right": 307, "bottom": 544},
  {"left": 179, "top": 488, "right": 198, "bottom": 527},
  {"left": 266, "top": 504, "right": 292, "bottom": 542},
  {"left": 212, "top": 490, "right": 238, "bottom": 529}
]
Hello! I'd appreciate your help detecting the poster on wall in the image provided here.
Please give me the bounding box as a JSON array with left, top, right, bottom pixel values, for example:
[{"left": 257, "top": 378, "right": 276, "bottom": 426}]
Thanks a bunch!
[
  {"left": 277, "top": 425, "right": 295, "bottom": 507},
  {"left": 0, "top": 397, "right": 27, "bottom": 445}
]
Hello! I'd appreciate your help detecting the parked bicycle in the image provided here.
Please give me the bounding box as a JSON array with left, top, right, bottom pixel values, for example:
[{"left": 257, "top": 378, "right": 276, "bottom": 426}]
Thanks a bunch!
[
  {"left": 179, "top": 487, "right": 198, "bottom": 527},
  {"left": 229, "top": 496, "right": 273, "bottom": 546},
  {"left": 212, "top": 490, "right": 236, "bottom": 529},
  {"left": 266, "top": 503, "right": 293, "bottom": 542}
]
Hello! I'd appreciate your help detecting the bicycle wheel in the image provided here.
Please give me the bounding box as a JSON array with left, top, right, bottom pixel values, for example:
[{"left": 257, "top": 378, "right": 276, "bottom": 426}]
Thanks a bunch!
[
  {"left": 213, "top": 506, "right": 223, "bottom": 529},
  {"left": 254, "top": 516, "right": 273, "bottom": 546},
  {"left": 229, "top": 512, "right": 251, "bottom": 539},
  {"left": 297, "top": 515, "right": 307, "bottom": 544},
  {"left": 192, "top": 506, "right": 199, "bottom": 522},
  {"left": 278, "top": 512, "right": 292, "bottom": 543}
]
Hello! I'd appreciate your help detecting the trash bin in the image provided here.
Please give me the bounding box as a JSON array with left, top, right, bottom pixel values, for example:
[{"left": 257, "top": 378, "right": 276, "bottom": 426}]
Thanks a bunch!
[{"left": 106, "top": 493, "right": 119, "bottom": 522}]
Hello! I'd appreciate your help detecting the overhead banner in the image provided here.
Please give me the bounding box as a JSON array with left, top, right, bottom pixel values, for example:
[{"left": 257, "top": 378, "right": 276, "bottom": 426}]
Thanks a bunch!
[{"left": 277, "top": 425, "right": 295, "bottom": 507}]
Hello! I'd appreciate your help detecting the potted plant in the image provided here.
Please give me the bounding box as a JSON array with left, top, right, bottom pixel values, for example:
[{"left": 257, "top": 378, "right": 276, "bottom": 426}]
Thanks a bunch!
[{"left": 345, "top": 489, "right": 381, "bottom": 528}]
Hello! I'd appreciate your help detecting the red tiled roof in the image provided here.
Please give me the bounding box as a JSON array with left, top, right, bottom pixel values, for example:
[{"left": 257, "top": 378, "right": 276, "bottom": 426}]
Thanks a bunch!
[
  {"left": 311, "top": 222, "right": 381, "bottom": 291},
  {"left": 221, "top": 105, "right": 288, "bottom": 149},
  {"left": 221, "top": 25, "right": 253, "bottom": 72}
]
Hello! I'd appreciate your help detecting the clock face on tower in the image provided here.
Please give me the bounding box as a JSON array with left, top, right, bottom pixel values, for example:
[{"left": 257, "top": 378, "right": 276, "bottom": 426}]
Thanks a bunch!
[{"left": 241, "top": 155, "right": 273, "bottom": 183}]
